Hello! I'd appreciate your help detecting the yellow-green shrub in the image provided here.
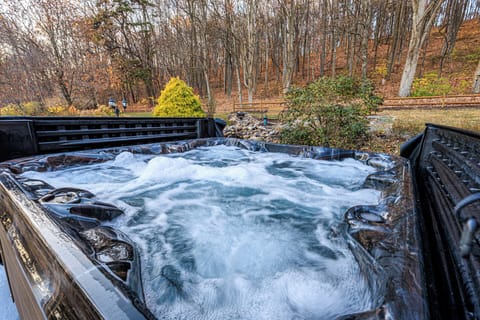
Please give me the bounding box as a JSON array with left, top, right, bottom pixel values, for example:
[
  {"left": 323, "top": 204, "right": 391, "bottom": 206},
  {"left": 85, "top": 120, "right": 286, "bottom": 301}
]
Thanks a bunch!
[
  {"left": 374, "top": 61, "right": 388, "bottom": 78},
  {"left": 47, "top": 105, "right": 68, "bottom": 115},
  {"left": 92, "top": 104, "right": 115, "bottom": 116},
  {"left": 23, "top": 101, "right": 42, "bottom": 115},
  {"left": 153, "top": 77, "right": 205, "bottom": 118},
  {"left": 0, "top": 102, "right": 42, "bottom": 116},
  {"left": 412, "top": 72, "right": 452, "bottom": 97},
  {"left": 0, "top": 104, "right": 23, "bottom": 116}
]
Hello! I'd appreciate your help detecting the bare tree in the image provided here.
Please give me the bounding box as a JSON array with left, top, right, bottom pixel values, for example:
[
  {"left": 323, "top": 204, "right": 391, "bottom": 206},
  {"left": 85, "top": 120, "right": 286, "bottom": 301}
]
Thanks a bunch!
[
  {"left": 0, "top": 14, "right": 52, "bottom": 106},
  {"left": 398, "top": 0, "right": 444, "bottom": 97},
  {"left": 329, "top": 0, "right": 339, "bottom": 77},
  {"left": 92, "top": 0, "right": 158, "bottom": 104},
  {"left": 1, "top": 0, "right": 477, "bottom": 109},
  {"left": 360, "top": 0, "right": 372, "bottom": 81},
  {"left": 197, "top": 0, "right": 215, "bottom": 115},
  {"left": 279, "top": 0, "right": 296, "bottom": 93},
  {"left": 318, "top": 0, "right": 328, "bottom": 77},
  {"left": 386, "top": 0, "right": 409, "bottom": 80},
  {"left": 240, "top": 0, "right": 259, "bottom": 103},
  {"left": 473, "top": 58, "right": 480, "bottom": 93},
  {"left": 438, "top": 0, "right": 469, "bottom": 76}
]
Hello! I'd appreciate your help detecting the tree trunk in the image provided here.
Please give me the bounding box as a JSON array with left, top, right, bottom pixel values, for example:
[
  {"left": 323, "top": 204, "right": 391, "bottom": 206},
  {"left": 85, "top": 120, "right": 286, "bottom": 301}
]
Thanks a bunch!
[
  {"left": 224, "top": 49, "right": 233, "bottom": 96},
  {"left": 199, "top": 0, "right": 214, "bottom": 115},
  {"left": 56, "top": 70, "right": 73, "bottom": 106},
  {"left": 319, "top": 0, "right": 327, "bottom": 77},
  {"left": 236, "top": 60, "right": 243, "bottom": 105},
  {"left": 347, "top": 32, "right": 355, "bottom": 77},
  {"left": 264, "top": 33, "right": 269, "bottom": 92},
  {"left": 473, "top": 59, "right": 480, "bottom": 93},
  {"left": 145, "top": 80, "right": 156, "bottom": 106},
  {"left": 398, "top": 0, "right": 443, "bottom": 97},
  {"left": 331, "top": 38, "right": 337, "bottom": 77},
  {"left": 418, "top": 36, "right": 429, "bottom": 78},
  {"left": 224, "top": 0, "right": 234, "bottom": 97},
  {"left": 438, "top": 0, "right": 468, "bottom": 76},
  {"left": 387, "top": 0, "right": 405, "bottom": 79},
  {"left": 372, "top": 1, "right": 387, "bottom": 69},
  {"left": 361, "top": 0, "right": 372, "bottom": 80},
  {"left": 281, "top": 0, "right": 295, "bottom": 93},
  {"left": 241, "top": 0, "right": 257, "bottom": 104},
  {"left": 330, "top": 1, "right": 338, "bottom": 77},
  {"left": 398, "top": 43, "right": 422, "bottom": 97}
]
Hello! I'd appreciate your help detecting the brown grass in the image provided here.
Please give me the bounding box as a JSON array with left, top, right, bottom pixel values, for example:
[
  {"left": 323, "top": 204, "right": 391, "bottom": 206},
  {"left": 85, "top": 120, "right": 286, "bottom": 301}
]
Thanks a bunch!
[
  {"left": 363, "top": 108, "right": 480, "bottom": 155},
  {"left": 380, "top": 107, "right": 480, "bottom": 134}
]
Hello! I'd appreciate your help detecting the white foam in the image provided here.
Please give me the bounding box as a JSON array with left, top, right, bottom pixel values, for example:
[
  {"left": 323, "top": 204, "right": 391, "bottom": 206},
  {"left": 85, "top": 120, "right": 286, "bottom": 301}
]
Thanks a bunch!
[{"left": 21, "top": 145, "right": 384, "bottom": 319}]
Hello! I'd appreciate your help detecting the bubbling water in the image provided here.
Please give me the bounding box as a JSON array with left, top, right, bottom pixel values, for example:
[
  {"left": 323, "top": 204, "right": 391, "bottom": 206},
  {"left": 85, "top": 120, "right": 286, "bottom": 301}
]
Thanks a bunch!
[{"left": 22, "top": 145, "right": 384, "bottom": 319}]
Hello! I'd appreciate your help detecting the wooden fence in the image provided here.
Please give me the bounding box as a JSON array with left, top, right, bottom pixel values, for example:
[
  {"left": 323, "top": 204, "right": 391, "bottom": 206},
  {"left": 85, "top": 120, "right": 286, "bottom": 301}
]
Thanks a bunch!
[
  {"left": 127, "top": 104, "right": 154, "bottom": 113},
  {"left": 232, "top": 100, "right": 287, "bottom": 115},
  {"left": 123, "top": 93, "right": 480, "bottom": 115},
  {"left": 382, "top": 94, "right": 480, "bottom": 110}
]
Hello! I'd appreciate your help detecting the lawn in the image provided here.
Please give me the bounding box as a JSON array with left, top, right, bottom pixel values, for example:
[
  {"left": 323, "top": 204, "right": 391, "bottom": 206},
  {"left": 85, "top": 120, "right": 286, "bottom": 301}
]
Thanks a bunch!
[
  {"left": 379, "top": 107, "right": 480, "bottom": 135},
  {"left": 122, "top": 111, "right": 153, "bottom": 117},
  {"left": 366, "top": 107, "right": 480, "bottom": 155}
]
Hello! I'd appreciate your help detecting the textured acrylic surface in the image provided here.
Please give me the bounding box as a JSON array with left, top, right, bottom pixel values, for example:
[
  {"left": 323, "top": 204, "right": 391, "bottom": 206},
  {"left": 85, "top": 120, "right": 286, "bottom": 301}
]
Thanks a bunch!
[
  {"left": 21, "top": 145, "right": 383, "bottom": 319},
  {"left": 1, "top": 138, "right": 426, "bottom": 320}
]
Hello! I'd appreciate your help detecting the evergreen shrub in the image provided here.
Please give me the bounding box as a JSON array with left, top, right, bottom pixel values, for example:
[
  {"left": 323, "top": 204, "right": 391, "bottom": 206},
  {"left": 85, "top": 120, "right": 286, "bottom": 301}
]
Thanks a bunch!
[{"left": 153, "top": 77, "right": 205, "bottom": 118}]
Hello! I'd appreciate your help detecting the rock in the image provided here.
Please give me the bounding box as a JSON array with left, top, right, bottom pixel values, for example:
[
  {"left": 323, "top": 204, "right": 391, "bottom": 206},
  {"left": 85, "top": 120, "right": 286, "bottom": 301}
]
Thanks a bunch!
[
  {"left": 367, "top": 115, "right": 395, "bottom": 135},
  {"left": 223, "top": 112, "right": 281, "bottom": 143}
]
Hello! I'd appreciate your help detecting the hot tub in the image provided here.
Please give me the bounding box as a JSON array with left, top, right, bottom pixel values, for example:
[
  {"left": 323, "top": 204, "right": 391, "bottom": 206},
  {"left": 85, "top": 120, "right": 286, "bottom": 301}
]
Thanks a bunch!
[{"left": 0, "top": 138, "right": 425, "bottom": 319}]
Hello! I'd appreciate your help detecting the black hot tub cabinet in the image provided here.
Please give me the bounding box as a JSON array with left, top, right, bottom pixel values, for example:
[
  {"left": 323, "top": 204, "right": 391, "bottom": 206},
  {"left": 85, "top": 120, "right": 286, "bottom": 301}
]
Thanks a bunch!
[
  {"left": 0, "top": 134, "right": 425, "bottom": 319},
  {"left": 402, "top": 124, "right": 480, "bottom": 320}
]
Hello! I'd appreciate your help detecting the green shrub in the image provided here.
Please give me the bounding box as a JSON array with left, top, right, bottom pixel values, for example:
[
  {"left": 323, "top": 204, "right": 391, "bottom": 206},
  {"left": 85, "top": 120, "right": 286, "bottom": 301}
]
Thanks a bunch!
[
  {"left": 280, "top": 76, "right": 382, "bottom": 149},
  {"left": 153, "top": 77, "right": 205, "bottom": 118},
  {"left": 411, "top": 72, "right": 452, "bottom": 97}
]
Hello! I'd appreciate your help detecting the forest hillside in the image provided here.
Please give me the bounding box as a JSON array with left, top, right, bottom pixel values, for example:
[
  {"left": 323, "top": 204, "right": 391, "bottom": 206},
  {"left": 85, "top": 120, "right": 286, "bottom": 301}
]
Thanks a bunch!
[{"left": 0, "top": 0, "right": 480, "bottom": 112}]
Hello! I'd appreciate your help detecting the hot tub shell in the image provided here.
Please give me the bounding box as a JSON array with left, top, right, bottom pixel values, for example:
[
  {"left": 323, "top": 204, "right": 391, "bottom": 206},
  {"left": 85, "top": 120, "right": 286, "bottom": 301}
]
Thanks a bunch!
[{"left": 0, "top": 136, "right": 426, "bottom": 320}]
